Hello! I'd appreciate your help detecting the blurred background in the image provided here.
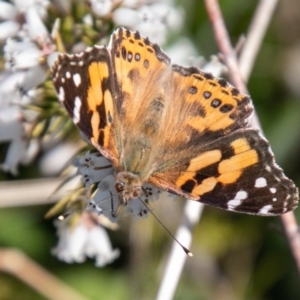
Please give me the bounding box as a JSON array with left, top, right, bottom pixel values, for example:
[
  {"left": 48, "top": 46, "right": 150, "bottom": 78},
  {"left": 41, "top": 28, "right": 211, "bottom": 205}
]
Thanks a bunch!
[{"left": 0, "top": 0, "right": 300, "bottom": 299}]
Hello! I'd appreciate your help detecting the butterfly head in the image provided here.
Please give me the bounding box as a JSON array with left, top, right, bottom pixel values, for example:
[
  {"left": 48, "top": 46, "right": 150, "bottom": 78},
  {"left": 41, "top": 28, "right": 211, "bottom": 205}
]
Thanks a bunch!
[{"left": 115, "top": 172, "right": 143, "bottom": 205}]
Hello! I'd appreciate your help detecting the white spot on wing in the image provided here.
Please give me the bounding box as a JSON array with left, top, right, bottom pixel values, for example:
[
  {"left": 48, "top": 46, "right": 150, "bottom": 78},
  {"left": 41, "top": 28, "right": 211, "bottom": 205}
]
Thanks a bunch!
[
  {"left": 258, "top": 204, "right": 274, "bottom": 215},
  {"left": 73, "top": 73, "right": 81, "bottom": 87},
  {"left": 270, "top": 187, "right": 276, "bottom": 194},
  {"left": 58, "top": 87, "right": 65, "bottom": 102},
  {"left": 255, "top": 177, "right": 267, "bottom": 188},
  {"left": 66, "top": 71, "right": 71, "bottom": 78},
  {"left": 227, "top": 190, "right": 248, "bottom": 209},
  {"left": 73, "top": 96, "right": 81, "bottom": 124},
  {"left": 272, "top": 198, "right": 277, "bottom": 202}
]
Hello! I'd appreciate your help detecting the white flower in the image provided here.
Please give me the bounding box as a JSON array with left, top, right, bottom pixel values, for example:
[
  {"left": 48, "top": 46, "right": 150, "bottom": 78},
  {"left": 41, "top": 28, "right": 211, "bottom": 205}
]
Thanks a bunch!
[
  {"left": 39, "top": 142, "right": 80, "bottom": 176},
  {"left": 0, "top": 1, "right": 17, "bottom": 20},
  {"left": 112, "top": 7, "right": 140, "bottom": 27},
  {"left": 0, "top": 1, "right": 19, "bottom": 41},
  {"left": 12, "top": 0, "right": 50, "bottom": 19},
  {"left": 120, "top": 0, "right": 140, "bottom": 8},
  {"left": 89, "top": 0, "right": 115, "bottom": 17},
  {"left": 52, "top": 212, "right": 120, "bottom": 267},
  {"left": 113, "top": 3, "right": 184, "bottom": 45},
  {"left": 21, "top": 65, "right": 48, "bottom": 92},
  {"left": 0, "top": 106, "right": 25, "bottom": 175},
  {"left": 125, "top": 184, "right": 161, "bottom": 219},
  {"left": 82, "top": 14, "right": 93, "bottom": 27},
  {"left": 74, "top": 151, "right": 114, "bottom": 188},
  {"left": 0, "top": 70, "right": 26, "bottom": 104},
  {"left": 86, "top": 225, "right": 120, "bottom": 267},
  {"left": 25, "top": 6, "right": 49, "bottom": 42},
  {"left": 0, "top": 99, "right": 41, "bottom": 174},
  {"left": 3, "top": 32, "right": 48, "bottom": 90},
  {"left": 141, "top": 3, "right": 183, "bottom": 33},
  {"left": 73, "top": 152, "right": 164, "bottom": 221},
  {"left": 0, "top": 0, "right": 50, "bottom": 41},
  {"left": 0, "top": 7, "right": 52, "bottom": 174},
  {"left": 92, "top": 174, "right": 120, "bottom": 222},
  {"left": 201, "top": 55, "right": 227, "bottom": 77},
  {"left": 89, "top": 174, "right": 162, "bottom": 221},
  {"left": 0, "top": 21, "right": 20, "bottom": 41},
  {"left": 0, "top": 68, "right": 45, "bottom": 174},
  {"left": 0, "top": 137, "right": 27, "bottom": 175},
  {"left": 4, "top": 39, "right": 43, "bottom": 70},
  {"left": 166, "top": 37, "right": 200, "bottom": 67},
  {"left": 86, "top": 198, "right": 104, "bottom": 216}
]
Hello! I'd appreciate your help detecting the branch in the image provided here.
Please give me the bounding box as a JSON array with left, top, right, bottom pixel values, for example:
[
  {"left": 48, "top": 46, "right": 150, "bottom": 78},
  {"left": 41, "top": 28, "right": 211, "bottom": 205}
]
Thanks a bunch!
[
  {"left": 0, "top": 248, "right": 88, "bottom": 300},
  {"left": 205, "top": 0, "right": 248, "bottom": 94},
  {"left": 0, "top": 178, "right": 78, "bottom": 208},
  {"left": 204, "top": 0, "right": 300, "bottom": 276},
  {"left": 156, "top": 1, "right": 292, "bottom": 298},
  {"left": 238, "top": 0, "right": 278, "bottom": 82},
  {"left": 156, "top": 201, "right": 204, "bottom": 300}
]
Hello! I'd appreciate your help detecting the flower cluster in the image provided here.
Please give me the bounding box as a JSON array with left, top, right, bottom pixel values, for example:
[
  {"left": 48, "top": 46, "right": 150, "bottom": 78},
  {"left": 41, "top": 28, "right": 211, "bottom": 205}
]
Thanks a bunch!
[
  {"left": 77, "top": 152, "right": 163, "bottom": 222},
  {"left": 0, "top": 0, "right": 51, "bottom": 174},
  {"left": 52, "top": 211, "right": 120, "bottom": 267},
  {"left": 0, "top": 0, "right": 226, "bottom": 267}
]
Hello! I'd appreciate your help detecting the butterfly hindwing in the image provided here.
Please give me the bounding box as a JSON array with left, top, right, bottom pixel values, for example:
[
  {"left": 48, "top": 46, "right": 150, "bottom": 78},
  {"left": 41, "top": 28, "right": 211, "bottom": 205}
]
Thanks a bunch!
[{"left": 150, "top": 129, "right": 297, "bottom": 215}]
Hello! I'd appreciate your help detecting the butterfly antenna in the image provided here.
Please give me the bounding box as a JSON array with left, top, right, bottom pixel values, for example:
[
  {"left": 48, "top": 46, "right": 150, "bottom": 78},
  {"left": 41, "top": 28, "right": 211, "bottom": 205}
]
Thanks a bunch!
[
  {"left": 138, "top": 197, "right": 193, "bottom": 257},
  {"left": 92, "top": 191, "right": 120, "bottom": 206},
  {"left": 58, "top": 191, "right": 121, "bottom": 220},
  {"left": 58, "top": 210, "right": 78, "bottom": 220}
]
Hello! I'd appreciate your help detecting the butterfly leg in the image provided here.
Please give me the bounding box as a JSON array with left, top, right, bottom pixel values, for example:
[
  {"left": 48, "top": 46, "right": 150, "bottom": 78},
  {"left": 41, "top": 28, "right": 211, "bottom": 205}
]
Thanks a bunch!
[{"left": 110, "top": 193, "right": 121, "bottom": 218}]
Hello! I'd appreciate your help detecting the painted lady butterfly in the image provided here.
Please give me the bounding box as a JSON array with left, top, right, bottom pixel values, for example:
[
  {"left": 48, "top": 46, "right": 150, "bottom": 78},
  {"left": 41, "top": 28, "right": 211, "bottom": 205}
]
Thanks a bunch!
[{"left": 51, "top": 27, "right": 298, "bottom": 216}]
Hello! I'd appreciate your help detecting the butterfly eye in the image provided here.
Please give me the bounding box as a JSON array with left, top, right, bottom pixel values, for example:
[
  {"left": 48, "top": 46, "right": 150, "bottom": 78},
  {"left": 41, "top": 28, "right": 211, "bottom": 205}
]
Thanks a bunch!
[{"left": 115, "top": 182, "right": 124, "bottom": 193}]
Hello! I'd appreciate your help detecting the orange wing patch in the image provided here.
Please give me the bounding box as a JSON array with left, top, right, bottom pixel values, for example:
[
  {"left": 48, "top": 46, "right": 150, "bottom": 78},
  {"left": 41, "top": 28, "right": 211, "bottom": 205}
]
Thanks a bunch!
[
  {"left": 175, "top": 150, "right": 222, "bottom": 187},
  {"left": 218, "top": 138, "right": 258, "bottom": 184},
  {"left": 51, "top": 46, "right": 119, "bottom": 165},
  {"left": 109, "top": 28, "right": 171, "bottom": 129},
  {"left": 174, "top": 137, "right": 258, "bottom": 197},
  {"left": 87, "top": 61, "right": 114, "bottom": 149},
  {"left": 172, "top": 67, "right": 253, "bottom": 134}
]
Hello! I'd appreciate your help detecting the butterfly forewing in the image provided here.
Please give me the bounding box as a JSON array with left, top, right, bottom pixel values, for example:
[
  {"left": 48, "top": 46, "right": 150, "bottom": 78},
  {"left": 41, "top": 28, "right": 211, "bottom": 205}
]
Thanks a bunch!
[
  {"left": 51, "top": 45, "right": 119, "bottom": 164},
  {"left": 108, "top": 27, "right": 172, "bottom": 140}
]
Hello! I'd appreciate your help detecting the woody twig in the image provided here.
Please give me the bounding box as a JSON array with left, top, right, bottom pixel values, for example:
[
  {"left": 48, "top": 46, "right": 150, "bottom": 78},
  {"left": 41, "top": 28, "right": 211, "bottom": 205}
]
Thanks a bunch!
[
  {"left": 204, "top": 0, "right": 300, "bottom": 276},
  {"left": 0, "top": 248, "right": 88, "bottom": 300}
]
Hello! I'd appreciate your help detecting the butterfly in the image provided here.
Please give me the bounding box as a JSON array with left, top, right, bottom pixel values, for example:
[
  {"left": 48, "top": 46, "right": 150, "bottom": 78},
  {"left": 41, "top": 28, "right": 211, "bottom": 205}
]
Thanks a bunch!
[{"left": 51, "top": 27, "right": 298, "bottom": 216}]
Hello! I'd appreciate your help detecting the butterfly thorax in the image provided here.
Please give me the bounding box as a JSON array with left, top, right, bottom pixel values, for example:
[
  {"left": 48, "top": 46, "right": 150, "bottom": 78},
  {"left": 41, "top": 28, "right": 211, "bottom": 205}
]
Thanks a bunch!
[
  {"left": 115, "top": 171, "right": 143, "bottom": 205},
  {"left": 115, "top": 136, "right": 156, "bottom": 205}
]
